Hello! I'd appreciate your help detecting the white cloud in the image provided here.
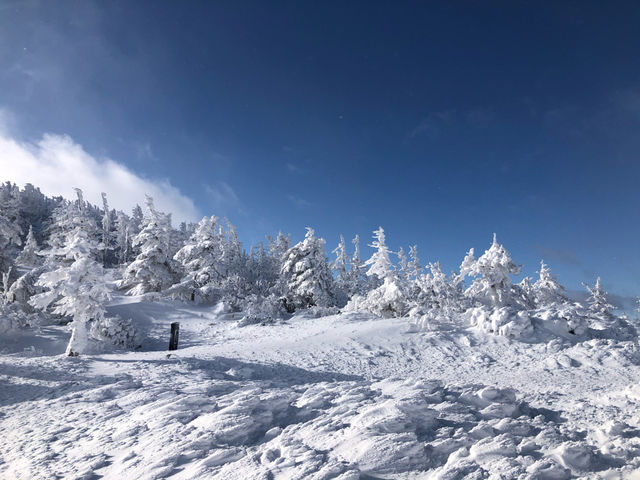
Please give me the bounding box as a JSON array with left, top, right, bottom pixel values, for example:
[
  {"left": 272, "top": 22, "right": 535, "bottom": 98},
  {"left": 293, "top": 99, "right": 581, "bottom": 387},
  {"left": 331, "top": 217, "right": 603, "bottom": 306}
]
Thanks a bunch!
[{"left": 0, "top": 130, "right": 200, "bottom": 223}]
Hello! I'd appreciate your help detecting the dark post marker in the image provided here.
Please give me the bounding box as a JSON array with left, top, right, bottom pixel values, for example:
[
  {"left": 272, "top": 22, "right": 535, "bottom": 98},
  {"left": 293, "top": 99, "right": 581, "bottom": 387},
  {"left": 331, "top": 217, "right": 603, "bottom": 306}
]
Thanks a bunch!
[{"left": 169, "top": 322, "right": 180, "bottom": 350}]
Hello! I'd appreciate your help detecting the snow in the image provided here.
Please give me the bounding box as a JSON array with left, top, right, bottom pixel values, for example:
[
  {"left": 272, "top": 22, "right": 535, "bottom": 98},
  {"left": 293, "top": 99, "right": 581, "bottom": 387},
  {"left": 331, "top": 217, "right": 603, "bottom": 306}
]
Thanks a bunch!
[{"left": 2, "top": 298, "right": 640, "bottom": 478}]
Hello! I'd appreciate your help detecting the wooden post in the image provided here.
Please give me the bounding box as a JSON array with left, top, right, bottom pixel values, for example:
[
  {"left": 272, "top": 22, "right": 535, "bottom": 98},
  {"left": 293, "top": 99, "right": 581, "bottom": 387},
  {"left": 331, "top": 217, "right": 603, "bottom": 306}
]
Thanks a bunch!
[{"left": 169, "top": 322, "right": 180, "bottom": 350}]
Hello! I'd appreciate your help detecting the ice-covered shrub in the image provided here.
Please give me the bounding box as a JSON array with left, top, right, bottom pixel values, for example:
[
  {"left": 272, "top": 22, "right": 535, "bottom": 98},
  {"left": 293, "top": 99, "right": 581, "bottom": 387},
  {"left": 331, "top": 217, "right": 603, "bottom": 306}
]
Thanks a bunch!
[
  {"left": 532, "top": 303, "right": 589, "bottom": 337},
  {"left": 0, "top": 301, "right": 44, "bottom": 333},
  {"left": 467, "top": 306, "right": 534, "bottom": 339},
  {"left": 89, "top": 314, "right": 140, "bottom": 350},
  {"left": 241, "top": 294, "right": 286, "bottom": 322},
  {"left": 345, "top": 276, "right": 408, "bottom": 318},
  {"left": 5, "top": 267, "right": 45, "bottom": 312}
]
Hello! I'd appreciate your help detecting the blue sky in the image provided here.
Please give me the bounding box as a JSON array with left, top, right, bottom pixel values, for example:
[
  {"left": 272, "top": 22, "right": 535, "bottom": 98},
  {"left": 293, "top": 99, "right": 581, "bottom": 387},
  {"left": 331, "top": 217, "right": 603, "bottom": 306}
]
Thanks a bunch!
[{"left": 1, "top": 1, "right": 639, "bottom": 298}]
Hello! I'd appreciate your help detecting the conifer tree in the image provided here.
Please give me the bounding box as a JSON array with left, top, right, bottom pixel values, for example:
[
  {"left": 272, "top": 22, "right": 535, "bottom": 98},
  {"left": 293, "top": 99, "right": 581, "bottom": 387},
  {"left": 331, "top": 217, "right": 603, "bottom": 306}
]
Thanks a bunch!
[
  {"left": 16, "top": 225, "right": 40, "bottom": 267},
  {"left": 585, "top": 277, "right": 614, "bottom": 315},
  {"left": 364, "top": 227, "right": 394, "bottom": 283},
  {"left": 280, "top": 227, "right": 335, "bottom": 311},
  {"left": 118, "top": 196, "right": 177, "bottom": 295},
  {"left": 30, "top": 189, "right": 110, "bottom": 355},
  {"left": 533, "top": 260, "right": 567, "bottom": 307},
  {"left": 462, "top": 234, "right": 521, "bottom": 307}
]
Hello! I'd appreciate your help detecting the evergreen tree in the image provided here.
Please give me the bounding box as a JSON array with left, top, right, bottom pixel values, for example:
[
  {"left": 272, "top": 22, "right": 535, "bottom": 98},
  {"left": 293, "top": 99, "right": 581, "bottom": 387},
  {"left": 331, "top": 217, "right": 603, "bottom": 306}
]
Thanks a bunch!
[
  {"left": 0, "top": 182, "right": 22, "bottom": 283},
  {"left": 348, "top": 234, "right": 366, "bottom": 296},
  {"left": 331, "top": 235, "right": 350, "bottom": 305},
  {"left": 100, "top": 193, "right": 115, "bottom": 266},
  {"left": 118, "top": 196, "right": 177, "bottom": 295},
  {"left": 462, "top": 234, "right": 521, "bottom": 307},
  {"left": 533, "top": 261, "right": 567, "bottom": 307},
  {"left": 364, "top": 227, "right": 394, "bottom": 283},
  {"left": 16, "top": 225, "right": 40, "bottom": 267},
  {"left": 280, "top": 227, "right": 335, "bottom": 311},
  {"left": 171, "top": 216, "right": 224, "bottom": 302},
  {"left": 114, "top": 210, "right": 133, "bottom": 264},
  {"left": 585, "top": 277, "right": 614, "bottom": 315},
  {"left": 407, "top": 245, "right": 423, "bottom": 280},
  {"left": 396, "top": 247, "right": 408, "bottom": 284},
  {"left": 30, "top": 189, "right": 110, "bottom": 355}
]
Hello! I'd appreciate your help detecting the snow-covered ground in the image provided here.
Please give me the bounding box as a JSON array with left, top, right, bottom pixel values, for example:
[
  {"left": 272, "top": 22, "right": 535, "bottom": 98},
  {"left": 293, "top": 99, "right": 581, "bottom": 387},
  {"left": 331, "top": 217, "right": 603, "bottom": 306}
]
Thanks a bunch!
[{"left": 1, "top": 298, "right": 640, "bottom": 479}]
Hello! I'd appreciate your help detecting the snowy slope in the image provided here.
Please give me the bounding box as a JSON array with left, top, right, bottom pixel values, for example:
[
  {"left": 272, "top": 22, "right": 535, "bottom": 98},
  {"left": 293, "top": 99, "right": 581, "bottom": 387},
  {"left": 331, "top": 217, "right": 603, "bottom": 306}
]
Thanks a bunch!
[{"left": 1, "top": 298, "right": 640, "bottom": 479}]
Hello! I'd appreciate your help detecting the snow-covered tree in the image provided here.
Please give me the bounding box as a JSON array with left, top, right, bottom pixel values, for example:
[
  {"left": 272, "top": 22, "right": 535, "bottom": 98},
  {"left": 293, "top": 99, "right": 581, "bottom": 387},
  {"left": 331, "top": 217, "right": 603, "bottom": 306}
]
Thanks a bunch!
[
  {"left": 515, "top": 277, "right": 536, "bottom": 309},
  {"left": 45, "top": 190, "right": 101, "bottom": 265},
  {"left": 585, "top": 277, "right": 614, "bottom": 315},
  {"left": 397, "top": 247, "right": 408, "bottom": 284},
  {"left": 30, "top": 189, "right": 111, "bottom": 355},
  {"left": 364, "top": 227, "right": 394, "bottom": 283},
  {"left": 345, "top": 228, "right": 410, "bottom": 318},
  {"left": 114, "top": 210, "right": 133, "bottom": 264},
  {"left": 118, "top": 196, "right": 177, "bottom": 295},
  {"left": 0, "top": 182, "right": 22, "bottom": 283},
  {"left": 170, "top": 215, "right": 224, "bottom": 302},
  {"left": 101, "top": 193, "right": 114, "bottom": 266},
  {"left": 280, "top": 227, "right": 335, "bottom": 311},
  {"left": 345, "top": 275, "right": 408, "bottom": 318},
  {"left": 347, "top": 234, "right": 366, "bottom": 296},
  {"left": 533, "top": 261, "right": 567, "bottom": 307},
  {"left": 6, "top": 267, "right": 45, "bottom": 310},
  {"left": 331, "top": 235, "right": 350, "bottom": 306},
  {"left": 16, "top": 225, "right": 40, "bottom": 267},
  {"left": 462, "top": 234, "right": 521, "bottom": 307},
  {"left": 411, "top": 262, "right": 463, "bottom": 316},
  {"left": 407, "top": 245, "right": 423, "bottom": 280}
]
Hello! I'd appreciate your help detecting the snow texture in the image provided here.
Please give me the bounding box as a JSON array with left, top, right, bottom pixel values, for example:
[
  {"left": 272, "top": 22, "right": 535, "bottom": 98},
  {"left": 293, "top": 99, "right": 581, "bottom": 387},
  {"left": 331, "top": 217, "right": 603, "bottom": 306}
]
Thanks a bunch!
[{"left": 1, "top": 298, "right": 639, "bottom": 479}]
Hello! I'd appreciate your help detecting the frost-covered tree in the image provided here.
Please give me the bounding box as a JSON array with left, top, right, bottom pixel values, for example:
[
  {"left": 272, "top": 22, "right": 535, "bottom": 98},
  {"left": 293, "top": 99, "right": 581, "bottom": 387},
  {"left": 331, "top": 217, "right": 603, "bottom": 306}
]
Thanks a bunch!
[
  {"left": 515, "top": 277, "right": 536, "bottom": 309},
  {"left": 533, "top": 261, "right": 567, "bottom": 307},
  {"left": 6, "top": 267, "right": 45, "bottom": 310},
  {"left": 170, "top": 216, "right": 224, "bottom": 302},
  {"left": 131, "top": 204, "right": 144, "bottom": 234},
  {"left": 114, "top": 210, "right": 133, "bottom": 264},
  {"left": 0, "top": 182, "right": 22, "bottom": 282},
  {"left": 407, "top": 245, "right": 423, "bottom": 280},
  {"left": 16, "top": 225, "right": 40, "bottom": 267},
  {"left": 411, "top": 262, "right": 463, "bottom": 316},
  {"left": 29, "top": 189, "right": 111, "bottom": 355},
  {"left": 585, "top": 277, "right": 614, "bottom": 315},
  {"left": 396, "top": 247, "right": 408, "bottom": 284},
  {"left": 347, "top": 234, "right": 366, "bottom": 296},
  {"left": 345, "top": 228, "right": 409, "bottom": 318},
  {"left": 331, "top": 235, "right": 350, "bottom": 306},
  {"left": 364, "top": 227, "right": 394, "bottom": 284},
  {"left": 118, "top": 196, "right": 177, "bottom": 295},
  {"left": 462, "top": 234, "right": 521, "bottom": 307},
  {"left": 45, "top": 190, "right": 101, "bottom": 265},
  {"left": 345, "top": 275, "right": 408, "bottom": 318},
  {"left": 101, "top": 193, "right": 115, "bottom": 266},
  {"left": 280, "top": 227, "right": 335, "bottom": 311}
]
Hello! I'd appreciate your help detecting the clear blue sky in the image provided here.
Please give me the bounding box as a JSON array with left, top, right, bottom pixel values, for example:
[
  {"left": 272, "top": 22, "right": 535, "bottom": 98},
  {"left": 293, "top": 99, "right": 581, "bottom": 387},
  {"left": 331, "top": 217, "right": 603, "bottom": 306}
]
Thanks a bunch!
[{"left": 1, "top": 1, "right": 639, "bottom": 298}]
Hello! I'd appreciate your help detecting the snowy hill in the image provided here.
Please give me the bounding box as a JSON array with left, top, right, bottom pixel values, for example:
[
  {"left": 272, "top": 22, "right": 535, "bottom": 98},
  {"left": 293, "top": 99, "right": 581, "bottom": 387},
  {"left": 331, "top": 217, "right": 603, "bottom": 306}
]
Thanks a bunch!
[{"left": 2, "top": 298, "right": 640, "bottom": 479}]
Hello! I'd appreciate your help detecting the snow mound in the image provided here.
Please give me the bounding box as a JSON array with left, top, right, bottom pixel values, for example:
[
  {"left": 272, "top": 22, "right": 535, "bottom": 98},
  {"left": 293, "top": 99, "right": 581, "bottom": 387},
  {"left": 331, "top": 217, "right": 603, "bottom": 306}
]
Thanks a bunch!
[{"left": 468, "top": 306, "right": 534, "bottom": 340}]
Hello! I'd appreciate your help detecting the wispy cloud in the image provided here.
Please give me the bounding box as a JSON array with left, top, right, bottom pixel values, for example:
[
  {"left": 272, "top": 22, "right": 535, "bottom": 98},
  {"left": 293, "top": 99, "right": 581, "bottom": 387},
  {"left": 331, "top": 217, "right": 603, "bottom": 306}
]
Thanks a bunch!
[
  {"left": 405, "top": 108, "right": 494, "bottom": 142},
  {"left": 287, "top": 194, "right": 312, "bottom": 209},
  {"left": 0, "top": 128, "right": 200, "bottom": 223},
  {"left": 204, "top": 181, "right": 243, "bottom": 215},
  {"left": 286, "top": 162, "right": 305, "bottom": 174},
  {"left": 406, "top": 110, "right": 456, "bottom": 140},
  {"left": 535, "top": 245, "right": 582, "bottom": 267}
]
